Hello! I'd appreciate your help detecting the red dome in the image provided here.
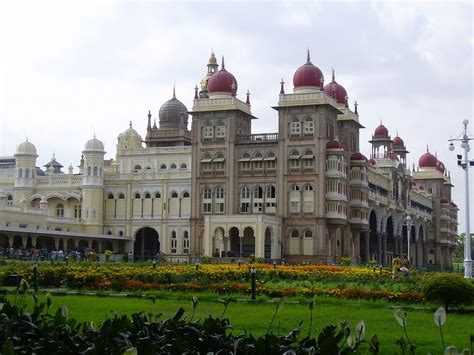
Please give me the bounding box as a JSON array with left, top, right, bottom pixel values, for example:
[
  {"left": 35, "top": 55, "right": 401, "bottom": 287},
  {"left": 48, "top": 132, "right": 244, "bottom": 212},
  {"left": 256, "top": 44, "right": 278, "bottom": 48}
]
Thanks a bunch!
[
  {"left": 418, "top": 151, "right": 438, "bottom": 168},
  {"left": 350, "top": 152, "right": 367, "bottom": 161},
  {"left": 324, "top": 71, "right": 348, "bottom": 104},
  {"left": 374, "top": 124, "right": 389, "bottom": 137},
  {"left": 436, "top": 161, "right": 445, "bottom": 173},
  {"left": 293, "top": 52, "right": 324, "bottom": 88},
  {"left": 326, "top": 140, "right": 344, "bottom": 150},
  {"left": 208, "top": 67, "right": 238, "bottom": 95},
  {"left": 392, "top": 136, "right": 404, "bottom": 147}
]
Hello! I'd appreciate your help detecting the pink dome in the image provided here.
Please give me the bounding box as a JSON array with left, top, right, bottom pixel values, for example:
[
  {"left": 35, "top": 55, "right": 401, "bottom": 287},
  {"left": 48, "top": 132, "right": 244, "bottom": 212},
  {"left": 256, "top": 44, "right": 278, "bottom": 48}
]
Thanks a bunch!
[
  {"left": 293, "top": 52, "right": 324, "bottom": 88},
  {"left": 392, "top": 136, "right": 404, "bottom": 147},
  {"left": 418, "top": 151, "right": 438, "bottom": 168},
  {"left": 436, "top": 161, "right": 445, "bottom": 173},
  {"left": 326, "top": 140, "right": 344, "bottom": 150},
  {"left": 324, "top": 70, "right": 348, "bottom": 104},
  {"left": 208, "top": 61, "right": 238, "bottom": 95},
  {"left": 374, "top": 124, "right": 389, "bottom": 137},
  {"left": 350, "top": 152, "right": 367, "bottom": 161}
]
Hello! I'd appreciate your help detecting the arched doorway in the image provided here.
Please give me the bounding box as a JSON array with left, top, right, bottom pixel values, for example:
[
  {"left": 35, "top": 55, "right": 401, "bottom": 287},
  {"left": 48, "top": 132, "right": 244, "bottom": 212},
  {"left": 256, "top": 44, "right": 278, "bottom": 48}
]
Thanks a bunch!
[
  {"left": 13, "top": 235, "right": 23, "bottom": 249},
  {"left": 242, "top": 227, "right": 255, "bottom": 257},
  {"left": 368, "top": 211, "right": 378, "bottom": 262},
  {"left": 36, "top": 236, "right": 55, "bottom": 251},
  {"left": 229, "top": 227, "right": 240, "bottom": 257},
  {"left": 91, "top": 240, "right": 99, "bottom": 252},
  {"left": 213, "top": 227, "right": 225, "bottom": 257},
  {"left": 66, "top": 238, "right": 75, "bottom": 251},
  {"left": 264, "top": 227, "right": 272, "bottom": 259},
  {"left": 58, "top": 239, "right": 64, "bottom": 251},
  {"left": 134, "top": 227, "right": 160, "bottom": 260},
  {"left": 386, "top": 217, "right": 394, "bottom": 264}
]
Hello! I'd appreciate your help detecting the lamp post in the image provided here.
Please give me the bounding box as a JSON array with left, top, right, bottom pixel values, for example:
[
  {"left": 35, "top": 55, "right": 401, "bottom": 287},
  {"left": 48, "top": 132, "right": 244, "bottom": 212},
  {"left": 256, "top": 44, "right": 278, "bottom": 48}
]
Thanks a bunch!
[
  {"left": 448, "top": 119, "right": 473, "bottom": 279},
  {"left": 250, "top": 266, "right": 256, "bottom": 301},
  {"left": 406, "top": 216, "right": 412, "bottom": 264}
]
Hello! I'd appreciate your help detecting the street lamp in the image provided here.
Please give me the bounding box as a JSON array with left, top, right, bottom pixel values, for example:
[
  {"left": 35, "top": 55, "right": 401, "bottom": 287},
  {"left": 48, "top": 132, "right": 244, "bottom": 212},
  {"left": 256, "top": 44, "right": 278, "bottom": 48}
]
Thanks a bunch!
[
  {"left": 448, "top": 119, "right": 473, "bottom": 279},
  {"left": 406, "top": 216, "right": 412, "bottom": 264}
]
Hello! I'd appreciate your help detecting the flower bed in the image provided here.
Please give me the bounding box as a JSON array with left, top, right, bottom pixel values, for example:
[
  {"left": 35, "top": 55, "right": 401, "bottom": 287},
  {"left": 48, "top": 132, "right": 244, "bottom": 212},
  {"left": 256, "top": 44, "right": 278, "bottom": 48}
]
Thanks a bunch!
[{"left": 0, "top": 262, "right": 427, "bottom": 302}]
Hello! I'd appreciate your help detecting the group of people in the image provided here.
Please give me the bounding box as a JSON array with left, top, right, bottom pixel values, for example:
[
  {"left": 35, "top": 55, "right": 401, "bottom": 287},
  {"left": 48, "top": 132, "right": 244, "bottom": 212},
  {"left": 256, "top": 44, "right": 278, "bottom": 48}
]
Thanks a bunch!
[
  {"left": 391, "top": 254, "right": 410, "bottom": 278},
  {"left": 1, "top": 246, "right": 87, "bottom": 262}
]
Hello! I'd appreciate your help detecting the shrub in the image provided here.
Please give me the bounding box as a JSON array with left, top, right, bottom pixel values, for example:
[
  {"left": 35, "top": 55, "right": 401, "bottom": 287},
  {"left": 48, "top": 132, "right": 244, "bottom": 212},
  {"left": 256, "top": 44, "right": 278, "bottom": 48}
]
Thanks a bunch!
[{"left": 422, "top": 274, "right": 474, "bottom": 312}]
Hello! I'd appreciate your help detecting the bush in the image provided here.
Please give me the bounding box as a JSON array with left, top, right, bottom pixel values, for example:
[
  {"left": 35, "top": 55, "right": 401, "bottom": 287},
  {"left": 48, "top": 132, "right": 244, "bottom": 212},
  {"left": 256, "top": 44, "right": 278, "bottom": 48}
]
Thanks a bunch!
[{"left": 422, "top": 274, "right": 474, "bottom": 312}]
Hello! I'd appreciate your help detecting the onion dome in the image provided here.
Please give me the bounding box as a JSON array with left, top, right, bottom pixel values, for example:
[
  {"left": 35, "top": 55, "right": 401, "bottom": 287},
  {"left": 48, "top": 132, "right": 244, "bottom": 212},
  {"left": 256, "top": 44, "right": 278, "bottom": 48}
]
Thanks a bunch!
[
  {"left": 418, "top": 149, "right": 438, "bottom": 169},
  {"left": 118, "top": 122, "right": 142, "bottom": 149},
  {"left": 159, "top": 87, "right": 189, "bottom": 129},
  {"left": 207, "top": 57, "right": 238, "bottom": 96},
  {"left": 392, "top": 135, "right": 404, "bottom": 147},
  {"left": 324, "top": 70, "right": 348, "bottom": 105},
  {"left": 293, "top": 50, "right": 324, "bottom": 90},
  {"left": 208, "top": 51, "right": 217, "bottom": 65},
  {"left": 350, "top": 152, "right": 367, "bottom": 161},
  {"left": 326, "top": 140, "right": 344, "bottom": 150},
  {"left": 15, "top": 139, "right": 38, "bottom": 156},
  {"left": 83, "top": 135, "right": 105, "bottom": 152},
  {"left": 374, "top": 123, "right": 389, "bottom": 137}
]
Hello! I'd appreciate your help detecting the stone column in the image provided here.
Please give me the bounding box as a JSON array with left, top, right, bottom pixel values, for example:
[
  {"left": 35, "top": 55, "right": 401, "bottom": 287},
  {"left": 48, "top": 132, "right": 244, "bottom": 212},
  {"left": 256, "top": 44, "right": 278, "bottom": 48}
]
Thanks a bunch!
[
  {"left": 382, "top": 233, "right": 387, "bottom": 266},
  {"left": 365, "top": 233, "right": 370, "bottom": 262}
]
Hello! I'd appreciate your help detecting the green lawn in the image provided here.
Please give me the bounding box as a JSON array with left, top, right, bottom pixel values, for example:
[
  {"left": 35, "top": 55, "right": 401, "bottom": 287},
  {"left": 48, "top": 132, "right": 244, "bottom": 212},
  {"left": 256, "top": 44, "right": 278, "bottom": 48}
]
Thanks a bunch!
[{"left": 8, "top": 292, "right": 473, "bottom": 354}]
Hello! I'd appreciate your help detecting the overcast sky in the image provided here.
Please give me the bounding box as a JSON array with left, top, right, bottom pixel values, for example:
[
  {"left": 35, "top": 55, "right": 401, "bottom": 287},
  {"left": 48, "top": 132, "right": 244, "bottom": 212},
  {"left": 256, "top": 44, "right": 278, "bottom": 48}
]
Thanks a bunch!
[{"left": 0, "top": 0, "right": 472, "bottom": 231}]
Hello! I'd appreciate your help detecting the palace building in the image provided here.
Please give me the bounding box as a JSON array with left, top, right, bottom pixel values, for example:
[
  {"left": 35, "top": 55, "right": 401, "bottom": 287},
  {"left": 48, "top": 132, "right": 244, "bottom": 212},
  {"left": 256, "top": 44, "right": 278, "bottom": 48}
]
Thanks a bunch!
[{"left": 0, "top": 51, "right": 458, "bottom": 267}]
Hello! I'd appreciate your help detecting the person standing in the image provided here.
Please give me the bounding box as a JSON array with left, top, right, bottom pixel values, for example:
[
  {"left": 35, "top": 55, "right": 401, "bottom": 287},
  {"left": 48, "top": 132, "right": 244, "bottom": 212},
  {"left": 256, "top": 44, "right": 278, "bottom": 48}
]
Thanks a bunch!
[{"left": 392, "top": 254, "right": 402, "bottom": 278}]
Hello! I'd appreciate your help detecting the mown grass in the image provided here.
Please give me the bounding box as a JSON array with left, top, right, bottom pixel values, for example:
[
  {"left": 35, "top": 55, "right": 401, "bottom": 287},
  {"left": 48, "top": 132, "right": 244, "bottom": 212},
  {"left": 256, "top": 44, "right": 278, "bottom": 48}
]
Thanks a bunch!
[{"left": 7, "top": 292, "right": 474, "bottom": 354}]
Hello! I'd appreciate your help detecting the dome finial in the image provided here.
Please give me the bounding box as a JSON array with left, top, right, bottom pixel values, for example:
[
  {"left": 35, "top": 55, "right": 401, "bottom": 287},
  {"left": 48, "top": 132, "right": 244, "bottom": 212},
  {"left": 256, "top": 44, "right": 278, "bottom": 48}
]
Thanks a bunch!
[
  {"left": 129, "top": 121, "right": 133, "bottom": 128},
  {"left": 173, "top": 85, "right": 176, "bottom": 98},
  {"left": 280, "top": 78, "right": 285, "bottom": 94},
  {"left": 246, "top": 89, "right": 250, "bottom": 104},
  {"left": 426, "top": 145, "right": 429, "bottom": 153},
  {"left": 354, "top": 100, "right": 358, "bottom": 115},
  {"left": 221, "top": 56, "right": 225, "bottom": 69},
  {"left": 332, "top": 68, "right": 335, "bottom": 81},
  {"left": 194, "top": 84, "right": 199, "bottom": 99},
  {"left": 306, "top": 48, "right": 311, "bottom": 63}
]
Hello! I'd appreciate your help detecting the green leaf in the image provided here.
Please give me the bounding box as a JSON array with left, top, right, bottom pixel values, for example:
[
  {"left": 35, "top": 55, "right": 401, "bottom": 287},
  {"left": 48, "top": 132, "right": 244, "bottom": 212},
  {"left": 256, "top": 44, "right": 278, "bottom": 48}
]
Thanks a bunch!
[
  {"left": 444, "top": 346, "right": 458, "bottom": 355},
  {"left": 2, "top": 339, "right": 14, "bottom": 355},
  {"left": 123, "top": 347, "right": 137, "bottom": 355},
  {"left": 46, "top": 293, "right": 52, "bottom": 309},
  {"left": 276, "top": 297, "right": 285, "bottom": 314},
  {"left": 394, "top": 309, "right": 407, "bottom": 328},
  {"left": 356, "top": 320, "right": 365, "bottom": 341},
  {"left": 61, "top": 305, "right": 68, "bottom": 318},
  {"left": 434, "top": 307, "right": 447, "bottom": 327}
]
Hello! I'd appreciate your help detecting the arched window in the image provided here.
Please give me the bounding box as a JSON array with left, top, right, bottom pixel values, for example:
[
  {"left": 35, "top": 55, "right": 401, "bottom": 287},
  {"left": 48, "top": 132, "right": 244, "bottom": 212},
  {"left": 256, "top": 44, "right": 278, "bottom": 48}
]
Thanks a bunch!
[
  {"left": 107, "top": 193, "right": 114, "bottom": 199},
  {"left": 87, "top": 167, "right": 91, "bottom": 176},
  {"left": 215, "top": 121, "right": 225, "bottom": 138},
  {"left": 171, "top": 192, "right": 178, "bottom": 198},
  {"left": 94, "top": 167, "right": 98, "bottom": 176},
  {"left": 203, "top": 125, "right": 213, "bottom": 139},
  {"left": 118, "top": 193, "right": 125, "bottom": 199},
  {"left": 134, "top": 165, "right": 142, "bottom": 171},
  {"left": 215, "top": 186, "right": 224, "bottom": 213},
  {"left": 18, "top": 168, "right": 22, "bottom": 178},
  {"left": 171, "top": 231, "right": 177, "bottom": 253},
  {"left": 155, "top": 192, "right": 161, "bottom": 198},
  {"left": 134, "top": 193, "right": 141, "bottom": 199},
  {"left": 290, "top": 185, "right": 300, "bottom": 213},
  {"left": 240, "top": 186, "right": 251, "bottom": 213},
  {"left": 180, "top": 163, "right": 187, "bottom": 169},
  {"left": 170, "top": 163, "right": 177, "bottom": 169},
  {"left": 304, "top": 117, "right": 314, "bottom": 134},
  {"left": 119, "top": 231, "right": 124, "bottom": 236},
  {"left": 304, "top": 184, "right": 313, "bottom": 191},
  {"left": 266, "top": 185, "right": 276, "bottom": 198},
  {"left": 291, "top": 230, "right": 299, "bottom": 238},
  {"left": 241, "top": 186, "right": 250, "bottom": 199},
  {"left": 290, "top": 118, "right": 301, "bottom": 136},
  {"left": 144, "top": 193, "right": 151, "bottom": 199},
  {"left": 25, "top": 169, "right": 29, "bottom": 178},
  {"left": 107, "top": 231, "right": 112, "bottom": 235},
  {"left": 304, "top": 230, "right": 313, "bottom": 238},
  {"left": 253, "top": 186, "right": 263, "bottom": 199},
  {"left": 182, "top": 191, "right": 190, "bottom": 198},
  {"left": 291, "top": 185, "right": 300, "bottom": 191},
  {"left": 160, "top": 164, "right": 167, "bottom": 170},
  {"left": 56, "top": 203, "right": 64, "bottom": 218},
  {"left": 203, "top": 186, "right": 212, "bottom": 213},
  {"left": 183, "top": 231, "right": 190, "bottom": 253}
]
